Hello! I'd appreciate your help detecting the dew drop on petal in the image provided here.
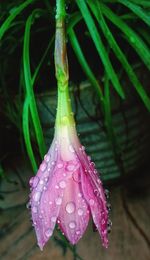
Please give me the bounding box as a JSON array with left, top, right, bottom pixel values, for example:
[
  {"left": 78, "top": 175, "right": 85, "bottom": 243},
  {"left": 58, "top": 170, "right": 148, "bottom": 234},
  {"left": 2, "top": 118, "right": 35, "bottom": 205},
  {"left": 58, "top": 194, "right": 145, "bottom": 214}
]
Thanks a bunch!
[
  {"left": 44, "top": 154, "right": 50, "bottom": 162},
  {"left": 55, "top": 197, "right": 62, "bottom": 205},
  {"left": 78, "top": 193, "right": 82, "bottom": 198},
  {"left": 32, "top": 176, "right": 39, "bottom": 188},
  {"left": 45, "top": 228, "right": 53, "bottom": 237},
  {"left": 66, "top": 202, "right": 75, "bottom": 214},
  {"left": 59, "top": 180, "right": 66, "bottom": 189},
  {"left": 40, "top": 162, "right": 47, "bottom": 172},
  {"left": 69, "top": 221, "right": 76, "bottom": 229},
  {"left": 29, "top": 177, "right": 34, "bottom": 186},
  {"left": 51, "top": 216, "right": 57, "bottom": 222},
  {"left": 89, "top": 199, "right": 95, "bottom": 206},
  {"left": 33, "top": 192, "right": 41, "bottom": 202},
  {"left": 67, "top": 164, "right": 75, "bottom": 171},
  {"left": 76, "top": 230, "right": 81, "bottom": 235},
  {"left": 39, "top": 180, "right": 44, "bottom": 185},
  {"left": 32, "top": 206, "right": 38, "bottom": 213},
  {"left": 77, "top": 208, "right": 84, "bottom": 216},
  {"left": 73, "top": 171, "right": 80, "bottom": 183},
  {"left": 69, "top": 145, "right": 74, "bottom": 153},
  {"left": 57, "top": 163, "right": 63, "bottom": 169},
  {"left": 27, "top": 203, "right": 31, "bottom": 210}
]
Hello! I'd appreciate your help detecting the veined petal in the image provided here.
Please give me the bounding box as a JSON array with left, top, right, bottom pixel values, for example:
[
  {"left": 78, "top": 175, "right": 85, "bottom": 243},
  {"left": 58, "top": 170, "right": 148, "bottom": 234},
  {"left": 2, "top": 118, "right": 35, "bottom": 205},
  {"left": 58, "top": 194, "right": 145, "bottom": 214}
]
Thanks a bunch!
[
  {"left": 30, "top": 142, "right": 68, "bottom": 250},
  {"left": 80, "top": 164, "right": 108, "bottom": 248},
  {"left": 57, "top": 160, "right": 90, "bottom": 244}
]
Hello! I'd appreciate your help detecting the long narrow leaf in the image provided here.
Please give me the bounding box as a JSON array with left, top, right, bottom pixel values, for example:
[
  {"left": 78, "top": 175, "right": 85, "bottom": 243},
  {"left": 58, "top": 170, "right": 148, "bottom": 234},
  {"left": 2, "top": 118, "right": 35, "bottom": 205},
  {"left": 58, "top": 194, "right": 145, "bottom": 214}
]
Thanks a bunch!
[
  {"left": 68, "top": 29, "right": 104, "bottom": 104},
  {"left": 23, "top": 97, "right": 38, "bottom": 172},
  {"left": 23, "top": 9, "right": 46, "bottom": 159},
  {"left": 0, "top": 0, "right": 35, "bottom": 40},
  {"left": 118, "top": 0, "right": 150, "bottom": 26},
  {"left": 88, "top": 1, "right": 150, "bottom": 111},
  {"left": 101, "top": 3, "right": 150, "bottom": 70},
  {"left": 76, "top": 0, "right": 125, "bottom": 99}
]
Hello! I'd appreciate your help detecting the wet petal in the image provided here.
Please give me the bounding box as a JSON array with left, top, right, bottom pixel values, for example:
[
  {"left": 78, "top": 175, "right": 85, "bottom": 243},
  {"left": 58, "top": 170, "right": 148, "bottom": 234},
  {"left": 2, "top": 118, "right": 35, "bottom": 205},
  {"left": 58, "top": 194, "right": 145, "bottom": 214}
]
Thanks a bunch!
[
  {"left": 58, "top": 162, "right": 90, "bottom": 244},
  {"left": 30, "top": 158, "right": 67, "bottom": 250},
  {"left": 81, "top": 166, "right": 108, "bottom": 248}
]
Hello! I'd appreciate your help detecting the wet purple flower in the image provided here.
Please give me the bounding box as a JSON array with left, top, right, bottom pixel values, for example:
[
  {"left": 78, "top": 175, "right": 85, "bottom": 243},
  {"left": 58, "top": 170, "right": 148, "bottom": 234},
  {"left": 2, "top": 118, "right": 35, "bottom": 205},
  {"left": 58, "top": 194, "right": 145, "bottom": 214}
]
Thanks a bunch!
[{"left": 29, "top": 121, "right": 109, "bottom": 250}]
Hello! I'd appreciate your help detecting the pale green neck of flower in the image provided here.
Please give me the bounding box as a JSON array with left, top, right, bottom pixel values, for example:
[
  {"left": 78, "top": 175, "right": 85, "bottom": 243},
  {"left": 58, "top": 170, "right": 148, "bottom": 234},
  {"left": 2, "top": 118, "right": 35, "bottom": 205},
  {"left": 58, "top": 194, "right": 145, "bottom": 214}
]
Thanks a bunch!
[{"left": 55, "top": 0, "right": 75, "bottom": 128}]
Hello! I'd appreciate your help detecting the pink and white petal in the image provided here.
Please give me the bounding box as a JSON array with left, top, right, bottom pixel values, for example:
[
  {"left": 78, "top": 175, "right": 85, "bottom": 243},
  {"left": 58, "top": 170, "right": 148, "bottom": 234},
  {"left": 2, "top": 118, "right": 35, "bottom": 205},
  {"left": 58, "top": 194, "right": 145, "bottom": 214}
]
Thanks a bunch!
[
  {"left": 80, "top": 167, "right": 108, "bottom": 248},
  {"left": 58, "top": 164, "right": 90, "bottom": 244},
  {"left": 30, "top": 160, "right": 67, "bottom": 250}
]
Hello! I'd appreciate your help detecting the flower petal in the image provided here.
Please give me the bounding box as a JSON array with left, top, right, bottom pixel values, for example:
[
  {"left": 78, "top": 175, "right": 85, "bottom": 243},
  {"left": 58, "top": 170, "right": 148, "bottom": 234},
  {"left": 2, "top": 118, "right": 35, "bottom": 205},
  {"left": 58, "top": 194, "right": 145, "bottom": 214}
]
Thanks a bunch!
[
  {"left": 58, "top": 161, "right": 90, "bottom": 244},
  {"left": 30, "top": 145, "right": 68, "bottom": 249},
  {"left": 80, "top": 164, "right": 108, "bottom": 248}
]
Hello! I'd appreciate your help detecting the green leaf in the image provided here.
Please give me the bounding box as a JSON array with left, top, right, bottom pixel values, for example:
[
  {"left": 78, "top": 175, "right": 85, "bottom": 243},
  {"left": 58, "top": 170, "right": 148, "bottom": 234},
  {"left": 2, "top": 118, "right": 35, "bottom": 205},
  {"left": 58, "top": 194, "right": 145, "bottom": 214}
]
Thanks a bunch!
[
  {"left": 68, "top": 28, "right": 104, "bottom": 105},
  {"left": 22, "top": 97, "right": 38, "bottom": 172},
  {"left": 118, "top": 0, "right": 150, "bottom": 26},
  {"left": 76, "top": 0, "right": 125, "bottom": 99},
  {"left": 0, "top": 0, "right": 35, "bottom": 40},
  {"left": 88, "top": 1, "right": 150, "bottom": 111},
  {"left": 101, "top": 3, "right": 150, "bottom": 70},
  {"left": 23, "top": 9, "right": 46, "bottom": 159}
]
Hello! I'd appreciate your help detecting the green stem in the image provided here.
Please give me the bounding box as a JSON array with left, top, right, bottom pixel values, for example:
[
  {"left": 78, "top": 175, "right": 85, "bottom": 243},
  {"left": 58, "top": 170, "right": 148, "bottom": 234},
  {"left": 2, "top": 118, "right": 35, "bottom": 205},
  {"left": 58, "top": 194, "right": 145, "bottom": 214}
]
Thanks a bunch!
[{"left": 55, "top": 0, "right": 75, "bottom": 127}]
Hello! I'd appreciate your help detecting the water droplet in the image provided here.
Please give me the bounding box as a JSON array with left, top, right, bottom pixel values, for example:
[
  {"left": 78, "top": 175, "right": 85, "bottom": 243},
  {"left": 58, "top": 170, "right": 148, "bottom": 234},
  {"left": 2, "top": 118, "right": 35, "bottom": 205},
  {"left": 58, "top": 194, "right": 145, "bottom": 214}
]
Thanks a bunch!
[
  {"left": 57, "top": 163, "right": 63, "bottom": 169},
  {"left": 77, "top": 208, "right": 83, "bottom": 216},
  {"left": 76, "top": 230, "right": 81, "bottom": 235},
  {"left": 26, "top": 202, "right": 31, "bottom": 209},
  {"left": 94, "top": 189, "right": 99, "bottom": 197},
  {"left": 51, "top": 161, "right": 55, "bottom": 165},
  {"left": 32, "top": 176, "right": 39, "bottom": 188},
  {"left": 55, "top": 197, "right": 62, "bottom": 205},
  {"left": 69, "top": 145, "right": 74, "bottom": 153},
  {"left": 62, "top": 116, "right": 69, "bottom": 124},
  {"left": 73, "top": 171, "right": 80, "bottom": 183},
  {"left": 69, "top": 221, "right": 76, "bottom": 229},
  {"left": 49, "top": 201, "right": 52, "bottom": 205},
  {"left": 130, "top": 36, "right": 135, "bottom": 43},
  {"left": 33, "top": 192, "right": 41, "bottom": 202},
  {"left": 55, "top": 185, "right": 59, "bottom": 189},
  {"left": 39, "top": 180, "right": 44, "bottom": 185},
  {"left": 32, "top": 206, "right": 38, "bottom": 213},
  {"left": 51, "top": 216, "right": 57, "bottom": 222},
  {"left": 89, "top": 199, "right": 95, "bottom": 206},
  {"left": 59, "top": 180, "right": 66, "bottom": 189},
  {"left": 67, "top": 163, "right": 75, "bottom": 171},
  {"left": 102, "top": 219, "right": 105, "bottom": 225},
  {"left": 45, "top": 228, "right": 53, "bottom": 237},
  {"left": 78, "top": 193, "right": 82, "bottom": 198},
  {"left": 87, "top": 156, "right": 91, "bottom": 161},
  {"left": 40, "top": 162, "right": 47, "bottom": 172},
  {"left": 44, "top": 154, "right": 50, "bottom": 162},
  {"left": 66, "top": 202, "right": 75, "bottom": 214},
  {"left": 90, "top": 162, "right": 95, "bottom": 167},
  {"left": 107, "top": 203, "right": 111, "bottom": 211},
  {"left": 29, "top": 177, "right": 34, "bottom": 186}
]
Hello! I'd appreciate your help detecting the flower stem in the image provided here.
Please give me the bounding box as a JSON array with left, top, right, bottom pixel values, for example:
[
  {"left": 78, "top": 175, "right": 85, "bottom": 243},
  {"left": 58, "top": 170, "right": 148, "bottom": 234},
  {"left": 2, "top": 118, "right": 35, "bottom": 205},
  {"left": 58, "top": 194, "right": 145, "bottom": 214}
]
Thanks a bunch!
[{"left": 55, "top": 0, "right": 75, "bottom": 127}]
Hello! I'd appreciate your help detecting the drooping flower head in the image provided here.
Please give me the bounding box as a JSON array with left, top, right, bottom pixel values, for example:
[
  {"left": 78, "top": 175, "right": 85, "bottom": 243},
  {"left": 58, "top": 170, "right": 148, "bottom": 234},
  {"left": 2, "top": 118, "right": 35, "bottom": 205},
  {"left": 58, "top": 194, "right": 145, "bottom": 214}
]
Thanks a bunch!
[{"left": 28, "top": 0, "right": 110, "bottom": 250}]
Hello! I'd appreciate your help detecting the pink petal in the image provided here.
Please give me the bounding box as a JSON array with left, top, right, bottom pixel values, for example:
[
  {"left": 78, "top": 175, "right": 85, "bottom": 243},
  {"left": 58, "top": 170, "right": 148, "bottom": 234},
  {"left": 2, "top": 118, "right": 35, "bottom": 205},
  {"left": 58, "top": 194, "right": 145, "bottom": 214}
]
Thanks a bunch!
[
  {"left": 30, "top": 146, "right": 68, "bottom": 249},
  {"left": 57, "top": 160, "right": 90, "bottom": 244},
  {"left": 80, "top": 163, "right": 109, "bottom": 248}
]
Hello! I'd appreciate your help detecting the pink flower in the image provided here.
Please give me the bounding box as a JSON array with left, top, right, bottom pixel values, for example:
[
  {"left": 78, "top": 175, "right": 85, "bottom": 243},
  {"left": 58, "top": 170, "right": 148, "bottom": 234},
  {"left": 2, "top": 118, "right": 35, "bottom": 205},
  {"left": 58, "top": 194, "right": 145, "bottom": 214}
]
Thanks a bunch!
[{"left": 28, "top": 121, "right": 109, "bottom": 250}]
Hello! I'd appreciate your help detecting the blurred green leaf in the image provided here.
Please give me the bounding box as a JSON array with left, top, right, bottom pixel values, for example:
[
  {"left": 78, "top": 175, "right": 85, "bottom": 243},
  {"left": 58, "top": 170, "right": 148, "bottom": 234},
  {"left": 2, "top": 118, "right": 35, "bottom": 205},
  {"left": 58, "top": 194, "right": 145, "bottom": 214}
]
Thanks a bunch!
[
  {"left": 76, "top": 0, "right": 125, "bottom": 99},
  {"left": 88, "top": 0, "right": 150, "bottom": 111},
  {"left": 23, "top": 9, "right": 46, "bottom": 159},
  {"left": 68, "top": 28, "right": 104, "bottom": 105},
  {"left": 0, "top": 0, "right": 35, "bottom": 40},
  {"left": 101, "top": 3, "right": 150, "bottom": 70},
  {"left": 118, "top": 0, "right": 150, "bottom": 26}
]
